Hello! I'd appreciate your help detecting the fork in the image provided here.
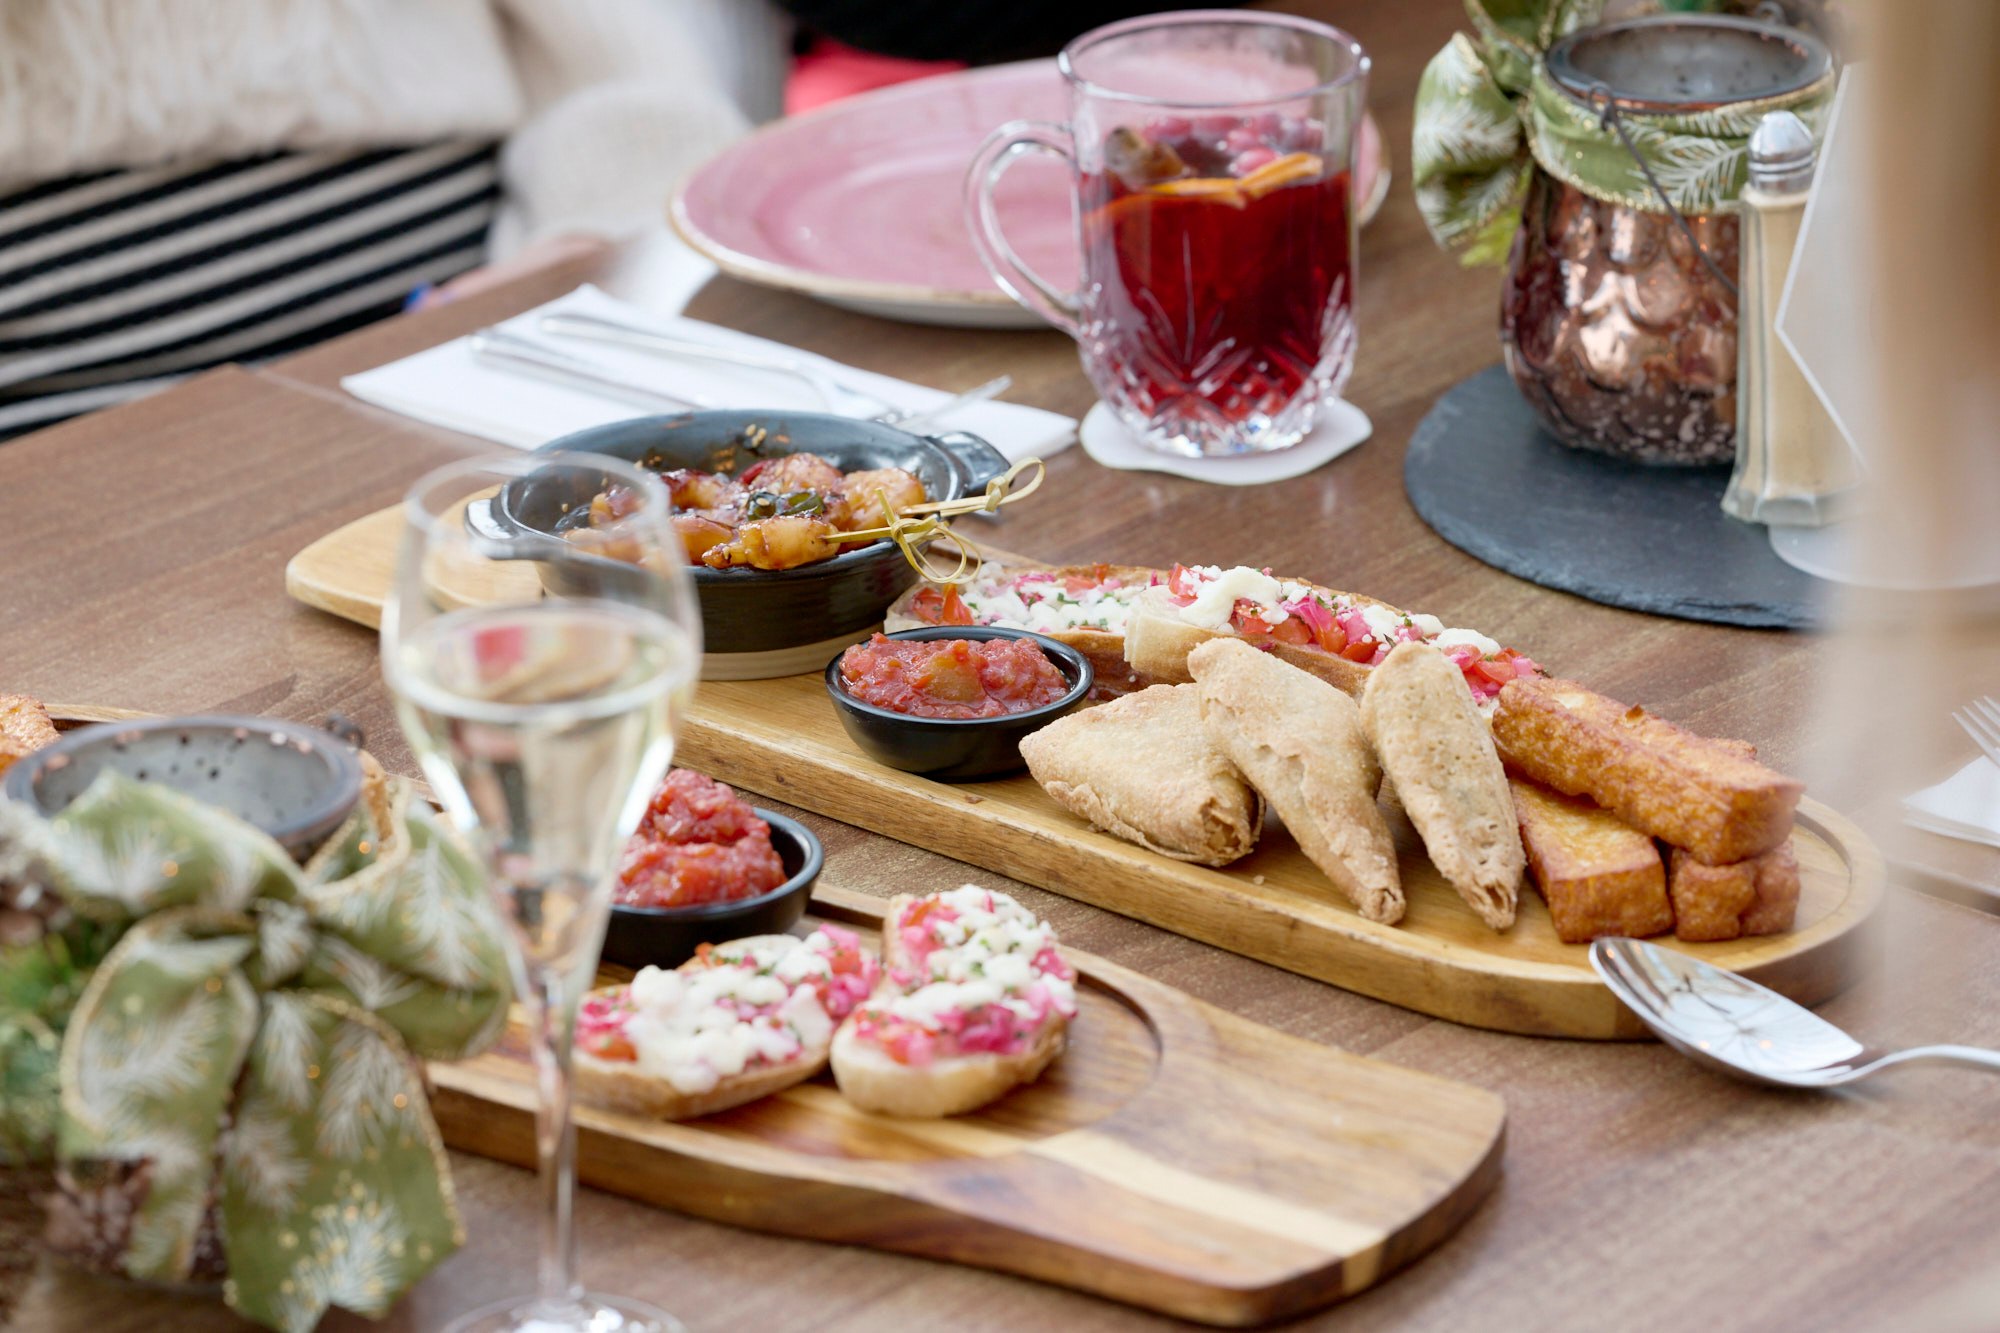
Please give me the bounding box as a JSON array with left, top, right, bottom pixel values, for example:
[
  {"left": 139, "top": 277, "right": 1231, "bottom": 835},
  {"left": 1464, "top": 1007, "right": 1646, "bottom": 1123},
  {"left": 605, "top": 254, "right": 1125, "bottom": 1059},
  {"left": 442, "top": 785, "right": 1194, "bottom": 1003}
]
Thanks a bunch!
[{"left": 1952, "top": 695, "right": 2000, "bottom": 770}]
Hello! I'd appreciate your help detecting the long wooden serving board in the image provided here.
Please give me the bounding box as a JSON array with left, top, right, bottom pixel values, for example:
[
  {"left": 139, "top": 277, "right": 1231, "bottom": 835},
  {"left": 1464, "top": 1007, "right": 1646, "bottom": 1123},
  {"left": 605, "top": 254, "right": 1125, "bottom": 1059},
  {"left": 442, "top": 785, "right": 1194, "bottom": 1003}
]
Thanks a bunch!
[
  {"left": 429, "top": 886, "right": 1507, "bottom": 1327},
  {"left": 286, "top": 517, "right": 1884, "bottom": 1038},
  {"left": 683, "top": 684, "right": 1881, "bottom": 1039}
]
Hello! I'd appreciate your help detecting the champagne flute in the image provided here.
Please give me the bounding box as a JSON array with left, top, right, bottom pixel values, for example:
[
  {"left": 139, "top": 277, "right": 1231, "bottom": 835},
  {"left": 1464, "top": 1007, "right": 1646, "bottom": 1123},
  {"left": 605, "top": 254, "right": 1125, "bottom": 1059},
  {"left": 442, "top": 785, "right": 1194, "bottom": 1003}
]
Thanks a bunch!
[{"left": 382, "top": 454, "right": 700, "bottom": 1333}]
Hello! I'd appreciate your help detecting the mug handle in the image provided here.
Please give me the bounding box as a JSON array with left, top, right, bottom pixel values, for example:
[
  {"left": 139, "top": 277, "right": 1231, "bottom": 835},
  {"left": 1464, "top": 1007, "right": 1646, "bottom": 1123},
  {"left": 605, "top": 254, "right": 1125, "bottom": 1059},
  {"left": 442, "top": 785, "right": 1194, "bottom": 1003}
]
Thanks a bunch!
[{"left": 964, "top": 120, "right": 1082, "bottom": 337}]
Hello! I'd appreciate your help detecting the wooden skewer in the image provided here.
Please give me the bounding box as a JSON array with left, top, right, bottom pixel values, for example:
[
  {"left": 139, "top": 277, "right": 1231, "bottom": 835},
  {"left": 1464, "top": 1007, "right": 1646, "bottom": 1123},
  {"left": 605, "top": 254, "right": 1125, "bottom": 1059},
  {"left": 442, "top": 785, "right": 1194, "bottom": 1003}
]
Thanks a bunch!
[{"left": 833, "top": 458, "right": 1046, "bottom": 585}]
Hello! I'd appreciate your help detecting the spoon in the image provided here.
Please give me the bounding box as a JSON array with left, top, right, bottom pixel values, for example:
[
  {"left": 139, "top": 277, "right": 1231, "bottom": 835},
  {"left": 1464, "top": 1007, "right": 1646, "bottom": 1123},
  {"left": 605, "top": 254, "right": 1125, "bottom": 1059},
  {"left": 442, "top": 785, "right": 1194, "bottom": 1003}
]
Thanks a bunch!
[{"left": 1588, "top": 937, "right": 2000, "bottom": 1088}]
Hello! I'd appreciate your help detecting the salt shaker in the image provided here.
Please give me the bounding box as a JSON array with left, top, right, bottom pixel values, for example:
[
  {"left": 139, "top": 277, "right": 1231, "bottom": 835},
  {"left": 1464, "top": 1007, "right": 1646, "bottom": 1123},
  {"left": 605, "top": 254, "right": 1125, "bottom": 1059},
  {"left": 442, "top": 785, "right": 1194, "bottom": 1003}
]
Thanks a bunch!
[{"left": 1721, "top": 110, "right": 1857, "bottom": 525}]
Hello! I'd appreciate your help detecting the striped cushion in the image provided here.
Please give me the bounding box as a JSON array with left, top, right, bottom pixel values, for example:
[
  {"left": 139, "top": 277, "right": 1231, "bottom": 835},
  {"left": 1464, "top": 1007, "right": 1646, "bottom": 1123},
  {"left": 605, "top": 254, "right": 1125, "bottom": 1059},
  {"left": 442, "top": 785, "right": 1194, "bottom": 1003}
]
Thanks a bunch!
[{"left": 0, "top": 140, "right": 499, "bottom": 439}]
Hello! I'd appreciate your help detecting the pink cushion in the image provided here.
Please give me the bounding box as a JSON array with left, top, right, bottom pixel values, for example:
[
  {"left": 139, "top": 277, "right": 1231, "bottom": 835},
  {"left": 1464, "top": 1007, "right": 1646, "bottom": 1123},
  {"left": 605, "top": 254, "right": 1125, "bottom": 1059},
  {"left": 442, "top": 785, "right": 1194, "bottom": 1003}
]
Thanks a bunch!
[{"left": 786, "top": 40, "right": 967, "bottom": 115}]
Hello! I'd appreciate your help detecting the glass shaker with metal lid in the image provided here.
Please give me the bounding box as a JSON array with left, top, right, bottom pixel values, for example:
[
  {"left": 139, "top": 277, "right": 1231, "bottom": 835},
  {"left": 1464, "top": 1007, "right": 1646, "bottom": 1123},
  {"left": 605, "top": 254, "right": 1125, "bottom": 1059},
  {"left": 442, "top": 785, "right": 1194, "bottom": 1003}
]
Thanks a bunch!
[{"left": 1720, "top": 109, "right": 1858, "bottom": 523}]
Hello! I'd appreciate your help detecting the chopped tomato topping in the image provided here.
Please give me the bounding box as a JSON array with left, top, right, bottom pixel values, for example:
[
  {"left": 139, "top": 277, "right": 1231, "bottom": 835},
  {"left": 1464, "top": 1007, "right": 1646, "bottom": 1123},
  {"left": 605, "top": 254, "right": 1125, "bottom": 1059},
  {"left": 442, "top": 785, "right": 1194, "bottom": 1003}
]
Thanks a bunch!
[
  {"left": 1166, "top": 563, "right": 1198, "bottom": 604},
  {"left": 1265, "top": 616, "right": 1313, "bottom": 645},
  {"left": 904, "top": 898, "right": 944, "bottom": 930},
  {"left": 583, "top": 1031, "right": 636, "bottom": 1062},
  {"left": 1233, "top": 599, "right": 1274, "bottom": 635},
  {"left": 1340, "top": 640, "right": 1378, "bottom": 663},
  {"left": 907, "top": 585, "right": 975, "bottom": 626},
  {"left": 1314, "top": 620, "right": 1348, "bottom": 653},
  {"left": 1473, "top": 658, "right": 1517, "bottom": 686}
]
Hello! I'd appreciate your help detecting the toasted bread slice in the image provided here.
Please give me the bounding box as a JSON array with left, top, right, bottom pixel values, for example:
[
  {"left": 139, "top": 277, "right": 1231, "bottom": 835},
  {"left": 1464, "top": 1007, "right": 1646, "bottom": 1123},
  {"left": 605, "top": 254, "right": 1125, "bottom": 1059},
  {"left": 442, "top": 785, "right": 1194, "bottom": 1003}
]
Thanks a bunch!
[
  {"left": 0, "top": 695, "right": 58, "bottom": 778},
  {"left": 1125, "top": 585, "right": 1381, "bottom": 696},
  {"left": 1666, "top": 842, "right": 1801, "bottom": 942},
  {"left": 1020, "top": 683, "right": 1260, "bottom": 866},
  {"left": 1491, "top": 677, "right": 1803, "bottom": 865},
  {"left": 1362, "top": 642, "right": 1523, "bottom": 930},
  {"left": 885, "top": 564, "right": 1165, "bottom": 697},
  {"left": 573, "top": 929, "right": 876, "bottom": 1122},
  {"left": 831, "top": 1016, "right": 1067, "bottom": 1118},
  {"left": 1187, "top": 639, "right": 1403, "bottom": 924},
  {"left": 1511, "top": 779, "right": 1673, "bottom": 945},
  {"left": 1738, "top": 843, "right": 1801, "bottom": 935},
  {"left": 574, "top": 1046, "right": 827, "bottom": 1121},
  {"left": 836, "top": 886, "right": 1073, "bottom": 1117},
  {"left": 1665, "top": 849, "right": 1760, "bottom": 942}
]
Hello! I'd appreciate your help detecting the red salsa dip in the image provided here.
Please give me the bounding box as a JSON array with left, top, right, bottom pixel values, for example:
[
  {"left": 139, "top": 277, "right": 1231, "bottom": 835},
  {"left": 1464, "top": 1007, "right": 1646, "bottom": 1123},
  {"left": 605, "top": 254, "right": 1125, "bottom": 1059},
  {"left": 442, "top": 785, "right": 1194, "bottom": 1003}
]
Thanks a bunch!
[
  {"left": 614, "top": 769, "right": 787, "bottom": 909},
  {"left": 838, "top": 634, "right": 1071, "bottom": 720}
]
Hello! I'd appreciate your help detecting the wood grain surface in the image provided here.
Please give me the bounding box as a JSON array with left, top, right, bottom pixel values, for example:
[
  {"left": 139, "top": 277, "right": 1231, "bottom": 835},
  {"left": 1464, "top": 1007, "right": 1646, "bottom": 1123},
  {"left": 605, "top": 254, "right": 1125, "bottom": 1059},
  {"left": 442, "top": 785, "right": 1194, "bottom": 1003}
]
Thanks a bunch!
[
  {"left": 6, "top": 2, "right": 2000, "bottom": 1330},
  {"left": 432, "top": 886, "right": 1505, "bottom": 1326}
]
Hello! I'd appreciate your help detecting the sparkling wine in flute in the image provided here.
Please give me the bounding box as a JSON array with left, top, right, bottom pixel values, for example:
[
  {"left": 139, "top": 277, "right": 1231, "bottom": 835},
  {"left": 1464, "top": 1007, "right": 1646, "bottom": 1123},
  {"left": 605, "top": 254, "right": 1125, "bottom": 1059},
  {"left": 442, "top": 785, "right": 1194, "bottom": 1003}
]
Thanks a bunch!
[{"left": 390, "top": 600, "right": 698, "bottom": 980}]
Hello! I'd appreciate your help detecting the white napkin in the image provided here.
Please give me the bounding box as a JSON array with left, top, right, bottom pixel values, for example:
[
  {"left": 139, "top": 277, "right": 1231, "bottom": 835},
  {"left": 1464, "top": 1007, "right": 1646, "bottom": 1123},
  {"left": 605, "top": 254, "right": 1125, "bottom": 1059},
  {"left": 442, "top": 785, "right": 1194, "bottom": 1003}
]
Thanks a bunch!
[
  {"left": 341, "top": 284, "right": 1076, "bottom": 462},
  {"left": 1078, "top": 399, "right": 1371, "bottom": 485},
  {"left": 1902, "top": 757, "right": 2000, "bottom": 849}
]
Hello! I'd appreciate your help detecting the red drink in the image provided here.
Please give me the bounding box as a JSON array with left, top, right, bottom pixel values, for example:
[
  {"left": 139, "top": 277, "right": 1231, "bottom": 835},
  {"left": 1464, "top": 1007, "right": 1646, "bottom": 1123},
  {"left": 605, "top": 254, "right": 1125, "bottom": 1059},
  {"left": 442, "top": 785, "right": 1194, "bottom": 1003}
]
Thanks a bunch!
[
  {"left": 1078, "top": 117, "right": 1354, "bottom": 452},
  {"left": 966, "top": 13, "right": 1370, "bottom": 457}
]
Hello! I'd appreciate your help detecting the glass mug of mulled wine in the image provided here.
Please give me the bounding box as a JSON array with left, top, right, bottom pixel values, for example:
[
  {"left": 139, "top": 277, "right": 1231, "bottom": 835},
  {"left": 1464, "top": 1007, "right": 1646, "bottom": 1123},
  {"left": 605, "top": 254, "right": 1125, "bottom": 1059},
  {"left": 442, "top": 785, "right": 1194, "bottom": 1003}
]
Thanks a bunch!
[{"left": 967, "top": 10, "right": 1368, "bottom": 458}]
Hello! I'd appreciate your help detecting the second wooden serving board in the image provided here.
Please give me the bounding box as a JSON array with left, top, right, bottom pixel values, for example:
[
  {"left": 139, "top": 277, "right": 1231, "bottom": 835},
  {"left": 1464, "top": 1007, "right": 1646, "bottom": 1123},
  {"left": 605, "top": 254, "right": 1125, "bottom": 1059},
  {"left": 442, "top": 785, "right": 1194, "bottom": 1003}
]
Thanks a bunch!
[{"left": 430, "top": 886, "right": 1506, "bottom": 1327}]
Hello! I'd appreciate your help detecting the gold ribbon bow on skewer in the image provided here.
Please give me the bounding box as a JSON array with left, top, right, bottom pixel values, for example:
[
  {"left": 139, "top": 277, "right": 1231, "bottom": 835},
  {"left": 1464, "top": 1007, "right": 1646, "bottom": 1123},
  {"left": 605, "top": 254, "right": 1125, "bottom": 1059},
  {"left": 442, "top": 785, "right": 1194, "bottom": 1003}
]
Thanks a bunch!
[{"left": 840, "top": 457, "right": 1045, "bottom": 585}]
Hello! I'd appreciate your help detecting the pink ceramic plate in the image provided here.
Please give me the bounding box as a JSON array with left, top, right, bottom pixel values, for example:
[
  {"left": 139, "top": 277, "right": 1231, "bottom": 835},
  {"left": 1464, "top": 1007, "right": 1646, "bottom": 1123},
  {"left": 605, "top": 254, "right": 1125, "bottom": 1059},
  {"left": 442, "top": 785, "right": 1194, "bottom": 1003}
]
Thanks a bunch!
[{"left": 671, "top": 59, "right": 1389, "bottom": 329}]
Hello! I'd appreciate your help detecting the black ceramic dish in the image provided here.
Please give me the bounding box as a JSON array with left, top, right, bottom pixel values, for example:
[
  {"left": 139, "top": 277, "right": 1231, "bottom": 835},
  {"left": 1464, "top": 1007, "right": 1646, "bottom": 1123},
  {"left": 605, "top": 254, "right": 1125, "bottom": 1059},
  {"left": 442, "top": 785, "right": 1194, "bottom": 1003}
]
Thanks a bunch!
[
  {"left": 600, "top": 808, "right": 824, "bottom": 970},
  {"left": 484, "top": 411, "right": 1009, "bottom": 659},
  {"left": 3, "top": 715, "right": 364, "bottom": 861},
  {"left": 824, "top": 626, "right": 1092, "bottom": 781}
]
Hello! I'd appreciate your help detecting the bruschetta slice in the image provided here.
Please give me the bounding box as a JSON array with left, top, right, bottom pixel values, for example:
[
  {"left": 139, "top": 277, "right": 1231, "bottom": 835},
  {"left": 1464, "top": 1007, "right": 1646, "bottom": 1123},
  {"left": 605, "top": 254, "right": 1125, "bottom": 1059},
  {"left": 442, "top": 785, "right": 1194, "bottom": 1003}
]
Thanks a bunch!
[
  {"left": 887, "top": 562, "right": 1166, "bottom": 696},
  {"left": 575, "top": 926, "right": 879, "bottom": 1121},
  {"left": 1126, "top": 564, "right": 1541, "bottom": 704},
  {"left": 888, "top": 560, "right": 1539, "bottom": 706},
  {"left": 832, "top": 887, "right": 1077, "bottom": 1118}
]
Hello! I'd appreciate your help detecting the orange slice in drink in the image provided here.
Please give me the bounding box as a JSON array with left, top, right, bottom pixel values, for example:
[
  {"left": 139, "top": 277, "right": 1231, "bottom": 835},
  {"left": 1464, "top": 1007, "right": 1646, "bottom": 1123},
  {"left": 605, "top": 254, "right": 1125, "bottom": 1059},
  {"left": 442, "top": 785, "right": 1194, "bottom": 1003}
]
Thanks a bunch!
[
  {"left": 1239, "top": 152, "right": 1325, "bottom": 200},
  {"left": 1144, "top": 176, "right": 1248, "bottom": 209}
]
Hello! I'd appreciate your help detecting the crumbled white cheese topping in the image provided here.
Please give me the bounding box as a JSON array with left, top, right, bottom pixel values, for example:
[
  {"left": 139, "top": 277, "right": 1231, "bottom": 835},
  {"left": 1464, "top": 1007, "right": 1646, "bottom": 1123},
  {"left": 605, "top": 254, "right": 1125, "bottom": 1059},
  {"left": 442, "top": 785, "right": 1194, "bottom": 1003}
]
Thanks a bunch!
[
  {"left": 954, "top": 563, "right": 1148, "bottom": 635},
  {"left": 881, "top": 885, "right": 1078, "bottom": 1035},
  {"left": 1433, "top": 627, "right": 1501, "bottom": 657},
  {"left": 1358, "top": 603, "right": 1404, "bottom": 642},
  {"left": 1180, "top": 566, "right": 1283, "bottom": 630},
  {"left": 620, "top": 938, "right": 837, "bottom": 1095}
]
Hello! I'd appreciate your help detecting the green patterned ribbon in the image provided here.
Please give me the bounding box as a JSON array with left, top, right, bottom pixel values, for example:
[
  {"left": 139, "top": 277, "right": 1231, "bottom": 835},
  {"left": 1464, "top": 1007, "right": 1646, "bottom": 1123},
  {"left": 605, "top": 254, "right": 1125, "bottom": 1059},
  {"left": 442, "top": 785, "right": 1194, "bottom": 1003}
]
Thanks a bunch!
[
  {"left": 42, "top": 772, "right": 509, "bottom": 1333},
  {"left": 1412, "top": 0, "right": 1835, "bottom": 263}
]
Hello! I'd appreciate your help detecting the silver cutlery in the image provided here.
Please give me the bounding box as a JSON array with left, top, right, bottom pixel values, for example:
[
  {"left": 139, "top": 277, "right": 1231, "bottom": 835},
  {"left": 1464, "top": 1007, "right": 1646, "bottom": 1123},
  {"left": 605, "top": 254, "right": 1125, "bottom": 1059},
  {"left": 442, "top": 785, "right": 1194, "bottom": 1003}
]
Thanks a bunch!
[
  {"left": 1589, "top": 936, "right": 2000, "bottom": 1088},
  {"left": 540, "top": 311, "right": 898, "bottom": 419},
  {"left": 875, "top": 375, "right": 1011, "bottom": 433},
  {"left": 476, "top": 324, "right": 1011, "bottom": 433},
  {"left": 1952, "top": 695, "right": 2000, "bottom": 771},
  {"left": 468, "top": 329, "right": 715, "bottom": 412}
]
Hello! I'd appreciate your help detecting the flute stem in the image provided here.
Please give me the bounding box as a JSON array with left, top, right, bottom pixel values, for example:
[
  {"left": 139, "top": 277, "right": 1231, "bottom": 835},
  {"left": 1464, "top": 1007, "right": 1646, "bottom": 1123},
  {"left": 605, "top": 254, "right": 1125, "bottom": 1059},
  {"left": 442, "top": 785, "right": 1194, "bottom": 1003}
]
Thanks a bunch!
[{"left": 528, "top": 967, "right": 582, "bottom": 1310}]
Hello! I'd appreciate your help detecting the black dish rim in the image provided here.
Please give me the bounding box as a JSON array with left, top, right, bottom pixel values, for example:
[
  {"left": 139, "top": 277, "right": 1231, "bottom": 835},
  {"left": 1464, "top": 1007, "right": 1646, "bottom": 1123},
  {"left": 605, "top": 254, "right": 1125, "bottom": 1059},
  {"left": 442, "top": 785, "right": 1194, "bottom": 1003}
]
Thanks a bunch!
[
  {"left": 524, "top": 411, "right": 1000, "bottom": 586},
  {"left": 2, "top": 713, "right": 364, "bottom": 846},
  {"left": 823, "top": 626, "right": 1094, "bottom": 728},
  {"left": 606, "top": 806, "right": 824, "bottom": 923}
]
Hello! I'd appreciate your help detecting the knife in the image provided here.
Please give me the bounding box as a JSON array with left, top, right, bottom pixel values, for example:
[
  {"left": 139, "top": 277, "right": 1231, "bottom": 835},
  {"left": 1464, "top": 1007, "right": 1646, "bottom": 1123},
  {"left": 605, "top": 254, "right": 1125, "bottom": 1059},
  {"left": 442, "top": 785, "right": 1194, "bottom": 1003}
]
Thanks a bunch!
[{"left": 467, "top": 329, "right": 716, "bottom": 412}]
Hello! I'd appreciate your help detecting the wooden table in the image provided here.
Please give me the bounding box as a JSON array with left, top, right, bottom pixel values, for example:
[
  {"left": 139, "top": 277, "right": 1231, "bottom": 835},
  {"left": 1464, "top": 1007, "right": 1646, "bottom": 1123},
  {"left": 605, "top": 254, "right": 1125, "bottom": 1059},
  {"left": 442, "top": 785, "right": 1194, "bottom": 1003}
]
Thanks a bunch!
[{"left": 7, "top": 3, "right": 2000, "bottom": 1329}]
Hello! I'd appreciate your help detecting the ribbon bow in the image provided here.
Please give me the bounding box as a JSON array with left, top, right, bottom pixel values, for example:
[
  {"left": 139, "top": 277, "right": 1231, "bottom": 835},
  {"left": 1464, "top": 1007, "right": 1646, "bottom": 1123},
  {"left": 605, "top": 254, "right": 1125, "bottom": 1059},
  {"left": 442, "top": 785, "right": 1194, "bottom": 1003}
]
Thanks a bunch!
[
  {"left": 1412, "top": 0, "right": 1835, "bottom": 263},
  {"left": 38, "top": 767, "right": 509, "bottom": 1333}
]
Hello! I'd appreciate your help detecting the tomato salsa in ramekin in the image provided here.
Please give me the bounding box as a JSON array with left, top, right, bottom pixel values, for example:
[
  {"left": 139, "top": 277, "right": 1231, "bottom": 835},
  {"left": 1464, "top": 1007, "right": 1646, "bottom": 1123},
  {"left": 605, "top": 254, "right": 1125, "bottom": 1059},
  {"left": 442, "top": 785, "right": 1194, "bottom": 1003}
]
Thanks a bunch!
[
  {"left": 824, "top": 626, "right": 1092, "bottom": 781},
  {"left": 615, "top": 770, "right": 788, "bottom": 909},
  {"left": 837, "top": 633, "right": 1072, "bottom": 720}
]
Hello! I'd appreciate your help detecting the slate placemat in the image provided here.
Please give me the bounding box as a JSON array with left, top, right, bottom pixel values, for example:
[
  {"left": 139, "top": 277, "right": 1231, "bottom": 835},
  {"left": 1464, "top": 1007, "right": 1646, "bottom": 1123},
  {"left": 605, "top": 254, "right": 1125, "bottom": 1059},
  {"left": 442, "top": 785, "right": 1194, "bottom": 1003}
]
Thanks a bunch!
[{"left": 1404, "top": 365, "right": 1823, "bottom": 629}]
